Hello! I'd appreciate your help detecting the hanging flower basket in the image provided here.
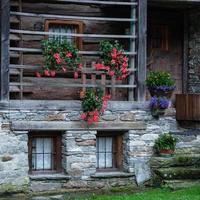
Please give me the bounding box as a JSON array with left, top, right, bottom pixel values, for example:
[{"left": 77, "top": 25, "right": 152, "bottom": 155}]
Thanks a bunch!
[
  {"left": 80, "top": 88, "right": 111, "bottom": 125},
  {"left": 94, "top": 40, "right": 129, "bottom": 80},
  {"left": 36, "top": 39, "right": 82, "bottom": 78}
]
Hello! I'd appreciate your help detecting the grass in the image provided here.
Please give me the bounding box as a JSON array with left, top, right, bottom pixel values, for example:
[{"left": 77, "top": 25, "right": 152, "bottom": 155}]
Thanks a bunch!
[{"left": 70, "top": 186, "right": 200, "bottom": 200}]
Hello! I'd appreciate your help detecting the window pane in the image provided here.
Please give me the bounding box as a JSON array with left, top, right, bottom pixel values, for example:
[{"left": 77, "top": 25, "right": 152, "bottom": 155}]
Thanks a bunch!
[
  {"left": 32, "top": 138, "right": 53, "bottom": 170},
  {"left": 97, "top": 137, "right": 113, "bottom": 169}
]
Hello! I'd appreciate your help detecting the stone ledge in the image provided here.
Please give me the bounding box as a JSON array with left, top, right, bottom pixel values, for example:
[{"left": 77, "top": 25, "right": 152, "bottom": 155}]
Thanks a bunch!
[
  {"left": 11, "top": 121, "right": 146, "bottom": 131},
  {"left": 91, "top": 172, "right": 134, "bottom": 179},
  {"left": 29, "top": 174, "right": 71, "bottom": 181}
]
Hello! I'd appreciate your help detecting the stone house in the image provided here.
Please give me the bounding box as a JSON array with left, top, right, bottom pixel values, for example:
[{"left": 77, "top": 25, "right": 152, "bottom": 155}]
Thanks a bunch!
[{"left": 0, "top": 0, "right": 200, "bottom": 194}]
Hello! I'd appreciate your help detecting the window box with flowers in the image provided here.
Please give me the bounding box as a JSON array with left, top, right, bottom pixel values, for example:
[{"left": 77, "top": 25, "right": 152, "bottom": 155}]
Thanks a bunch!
[{"left": 35, "top": 39, "right": 83, "bottom": 79}]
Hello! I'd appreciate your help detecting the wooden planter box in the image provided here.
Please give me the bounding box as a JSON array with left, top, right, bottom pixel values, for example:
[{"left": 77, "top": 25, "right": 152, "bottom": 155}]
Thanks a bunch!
[{"left": 176, "top": 94, "right": 200, "bottom": 121}]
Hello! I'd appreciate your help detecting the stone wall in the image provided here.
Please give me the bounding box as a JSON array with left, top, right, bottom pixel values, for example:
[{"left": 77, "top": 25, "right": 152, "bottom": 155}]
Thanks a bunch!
[
  {"left": 188, "top": 12, "right": 200, "bottom": 93},
  {"left": 0, "top": 104, "right": 199, "bottom": 194}
]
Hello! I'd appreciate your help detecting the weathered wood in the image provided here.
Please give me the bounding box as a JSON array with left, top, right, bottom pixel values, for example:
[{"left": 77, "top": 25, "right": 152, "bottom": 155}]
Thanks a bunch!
[
  {"left": 10, "top": 29, "right": 137, "bottom": 39},
  {"left": 11, "top": 121, "right": 146, "bottom": 131},
  {"left": 50, "top": 0, "right": 138, "bottom": 6},
  {"left": 137, "top": 0, "right": 147, "bottom": 101},
  {"left": 128, "top": 5, "right": 136, "bottom": 101},
  {"left": 0, "top": 100, "right": 149, "bottom": 110},
  {"left": 11, "top": 11, "right": 137, "bottom": 22},
  {"left": 176, "top": 94, "right": 200, "bottom": 121},
  {"left": 183, "top": 13, "right": 189, "bottom": 94},
  {"left": 1, "top": 0, "right": 10, "bottom": 101},
  {"left": 10, "top": 47, "right": 137, "bottom": 56}
]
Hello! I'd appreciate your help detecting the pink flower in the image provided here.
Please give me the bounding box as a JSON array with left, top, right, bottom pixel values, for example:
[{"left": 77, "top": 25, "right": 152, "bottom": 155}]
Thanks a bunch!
[
  {"left": 35, "top": 72, "right": 41, "bottom": 78},
  {"left": 123, "top": 57, "right": 129, "bottom": 63},
  {"left": 79, "top": 63, "right": 83, "bottom": 70},
  {"left": 80, "top": 113, "right": 87, "bottom": 120},
  {"left": 50, "top": 70, "right": 56, "bottom": 77},
  {"left": 95, "top": 63, "right": 104, "bottom": 70},
  {"left": 122, "top": 62, "right": 128, "bottom": 68},
  {"left": 104, "top": 66, "right": 110, "bottom": 71},
  {"left": 122, "top": 74, "right": 128, "bottom": 79},
  {"left": 74, "top": 71, "right": 79, "bottom": 79},
  {"left": 111, "top": 59, "right": 116, "bottom": 65},
  {"left": 62, "top": 67, "right": 67, "bottom": 72},
  {"left": 122, "top": 68, "right": 127, "bottom": 74},
  {"left": 87, "top": 117, "right": 94, "bottom": 125},
  {"left": 109, "top": 71, "right": 115, "bottom": 76},
  {"left": 53, "top": 53, "right": 60, "bottom": 59},
  {"left": 66, "top": 52, "right": 72, "bottom": 58},
  {"left": 93, "top": 115, "right": 99, "bottom": 123},
  {"left": 44, "top": 70, "right": 50, "bottom": 77}
]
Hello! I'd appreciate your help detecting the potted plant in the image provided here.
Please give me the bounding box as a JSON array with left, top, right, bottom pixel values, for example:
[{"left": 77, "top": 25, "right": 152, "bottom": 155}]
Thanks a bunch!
[
  {"left": 150, "top": 96, "right": 170, "bottom": 118},
  {"left": 154, "top": 133, "right": 178, "bottom": 157},
  {"left": 146, "top": 71, "right": 175, "bottom": 98}
]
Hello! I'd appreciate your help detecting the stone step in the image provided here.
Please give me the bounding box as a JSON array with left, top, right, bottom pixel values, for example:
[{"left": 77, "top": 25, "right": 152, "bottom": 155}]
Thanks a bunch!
[
  {"left": 10, "top": 33, "right": 20, "bottom": 41},
  {"left": 10, "top": 16, "right": 20, "bottom": 24},
  {"left": 154, "top": 167, "right": 200, "bottom": 180},
  {"left": 163, "top": 179, "right": 200, "bottom": 190},
  {"left": 150, "top": 154, "right": 200, "bottom": 168}
]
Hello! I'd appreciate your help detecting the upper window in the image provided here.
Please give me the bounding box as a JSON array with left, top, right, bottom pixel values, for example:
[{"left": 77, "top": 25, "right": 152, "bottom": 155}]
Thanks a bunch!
[
  {"left": 45, "top": 20, "right": 83, "bottom": 49},
  {"left": 96, "top": 132, "right": 123, "bottom": 171},
  {"left": 28, "top": 132, "right": 62, "bottom": 174}
]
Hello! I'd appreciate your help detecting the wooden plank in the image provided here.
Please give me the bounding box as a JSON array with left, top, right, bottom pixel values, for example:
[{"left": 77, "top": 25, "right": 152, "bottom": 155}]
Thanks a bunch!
[
  {"left": 1, "top": 0, "right": 10, "bottom": 101},
  {"left": 51, "top": 0, "right": 138, "bottom": 6},
  {"left": 137, "top": 0, "right": 147, "bottom": 102},
  {"left": 10, "top": 29, "right": 137, "bottom": 39},
  {"left": 11, "top": 11, "right": 137, "bottom": 22},
  {"left": 11, "top": 121, "right": 146, "bottom": 131},
  {"left": 183, "top": 13, "right": 189, "bottom": 94},
  {"left": 10, "top": 33, "right": 20, "bottom": 41},
  {"left": 128, "top": 5, "right": 136, "bottom": 101}
]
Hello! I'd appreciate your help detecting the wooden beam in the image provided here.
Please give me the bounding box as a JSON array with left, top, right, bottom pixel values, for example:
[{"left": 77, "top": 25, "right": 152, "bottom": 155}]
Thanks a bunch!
[
  {"left": 51, "top": 0, "right": 138, "bottom": 6},
  {"left": 1, "top": 100, "right": 149, "bottom": 110},
  {"left": 1, "top": 0, "right": 10, "bottom": 101},
  {"left": 11, "top": 11, "right": 137, "bottom": 22},
  {"left": 137, "top": 0, "right": 147, "bottom": 102},
  {"left": 11, "top": 121, "right": 146, "bottom": 131},
  {"left": 183, "top": 13, "right": 189, "bottom": 94},
  {"left": 10, "top": 29, "right": 137, "bottom": 39},
  {"left": 9, "top": 47, "right": 137, "bottom": 56}
]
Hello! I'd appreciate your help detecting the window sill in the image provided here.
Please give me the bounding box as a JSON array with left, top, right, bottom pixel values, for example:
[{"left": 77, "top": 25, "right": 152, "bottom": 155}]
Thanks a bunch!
[
  {"left": 91, "top": 172, "right": 134, "bottom": 179},
  {"left": 29, "top": 173, "right": 71, "bottom": 181}
]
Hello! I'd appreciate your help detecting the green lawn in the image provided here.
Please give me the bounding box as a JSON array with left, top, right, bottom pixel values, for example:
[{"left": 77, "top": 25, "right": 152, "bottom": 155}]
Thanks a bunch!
[{"left": 72, "top": 186, "right": 200, "bottom": 200}]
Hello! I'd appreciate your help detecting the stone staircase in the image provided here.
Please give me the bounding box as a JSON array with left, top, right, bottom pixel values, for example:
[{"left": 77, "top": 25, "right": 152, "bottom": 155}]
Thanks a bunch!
[{"left": 150, "top": 153, "right": 200, "bottom": 189}]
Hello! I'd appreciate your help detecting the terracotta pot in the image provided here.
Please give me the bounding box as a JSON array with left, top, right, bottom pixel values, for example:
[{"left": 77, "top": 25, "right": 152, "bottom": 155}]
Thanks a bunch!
[
  {"left": 148, "top": 87, "right": 174, "bottom": 98},
  {"left": 159, "top": 149, "right": 174, "bottom": 157}
]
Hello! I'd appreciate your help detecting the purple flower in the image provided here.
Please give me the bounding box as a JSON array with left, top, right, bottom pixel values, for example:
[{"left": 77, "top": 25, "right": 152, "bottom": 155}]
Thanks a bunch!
[
  {"left": 150, "top": 96, "right": 170, "bottom": 109},
  {"left": 150, "top": 96, "right": 158, "bottom": 109},
  {"left": 159, "top": 97, "right": 170, "bottom": 109},
  {"left": 155, "top": 85, "right": 175, "bottom": 92}
]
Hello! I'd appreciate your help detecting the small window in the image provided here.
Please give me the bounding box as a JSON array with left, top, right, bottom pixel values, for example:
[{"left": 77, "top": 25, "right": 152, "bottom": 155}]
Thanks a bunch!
[
  {"left": 149, "top": 24, "right": 169, "bottom": 51},
  {"left": 45, "top": 20, "right": 83, "bottom": 49},
  {"left": 28, "top": 132, "right": 62, "bottom": 174},
  {"left": 96, "top": 133, "right": 123, "bottom": 171}
]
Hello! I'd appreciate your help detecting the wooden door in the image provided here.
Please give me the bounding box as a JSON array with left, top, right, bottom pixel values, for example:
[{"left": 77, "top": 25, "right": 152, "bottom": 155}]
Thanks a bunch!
[{"left": 147, "top": 11, "right": 183, "bottom": 101}]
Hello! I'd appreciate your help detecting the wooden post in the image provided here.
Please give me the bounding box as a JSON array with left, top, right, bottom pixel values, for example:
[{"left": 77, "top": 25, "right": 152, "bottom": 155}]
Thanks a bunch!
[
  {"left": 137, "top": 0, "right": 147, "bottom": 102},
  {"left": 183, "top": 13, "right": 189, "bottom": 94},
  {"left": 128, "top": 4, "right": 136, "bottom": 101},
  {"left": 1, "top": 0, "right": 10, "bottom": 101}
]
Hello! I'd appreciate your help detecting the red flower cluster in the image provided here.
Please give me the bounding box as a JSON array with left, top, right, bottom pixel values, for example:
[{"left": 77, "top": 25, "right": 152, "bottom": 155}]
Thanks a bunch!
[
  {"left": 80, "top": 94, "right": 111, "bottom": 125},
  {"left": 95, "top": 47, "right": 129, "bottom": 80}
]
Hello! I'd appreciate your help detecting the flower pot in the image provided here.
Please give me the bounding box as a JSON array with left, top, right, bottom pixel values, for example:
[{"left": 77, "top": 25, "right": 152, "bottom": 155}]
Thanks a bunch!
[
  {"left": 148, "top": 87, "right": 174, "bottom": 98},
  {"left": 159, "top": 149, "right": 174, "bottom": 157}
]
